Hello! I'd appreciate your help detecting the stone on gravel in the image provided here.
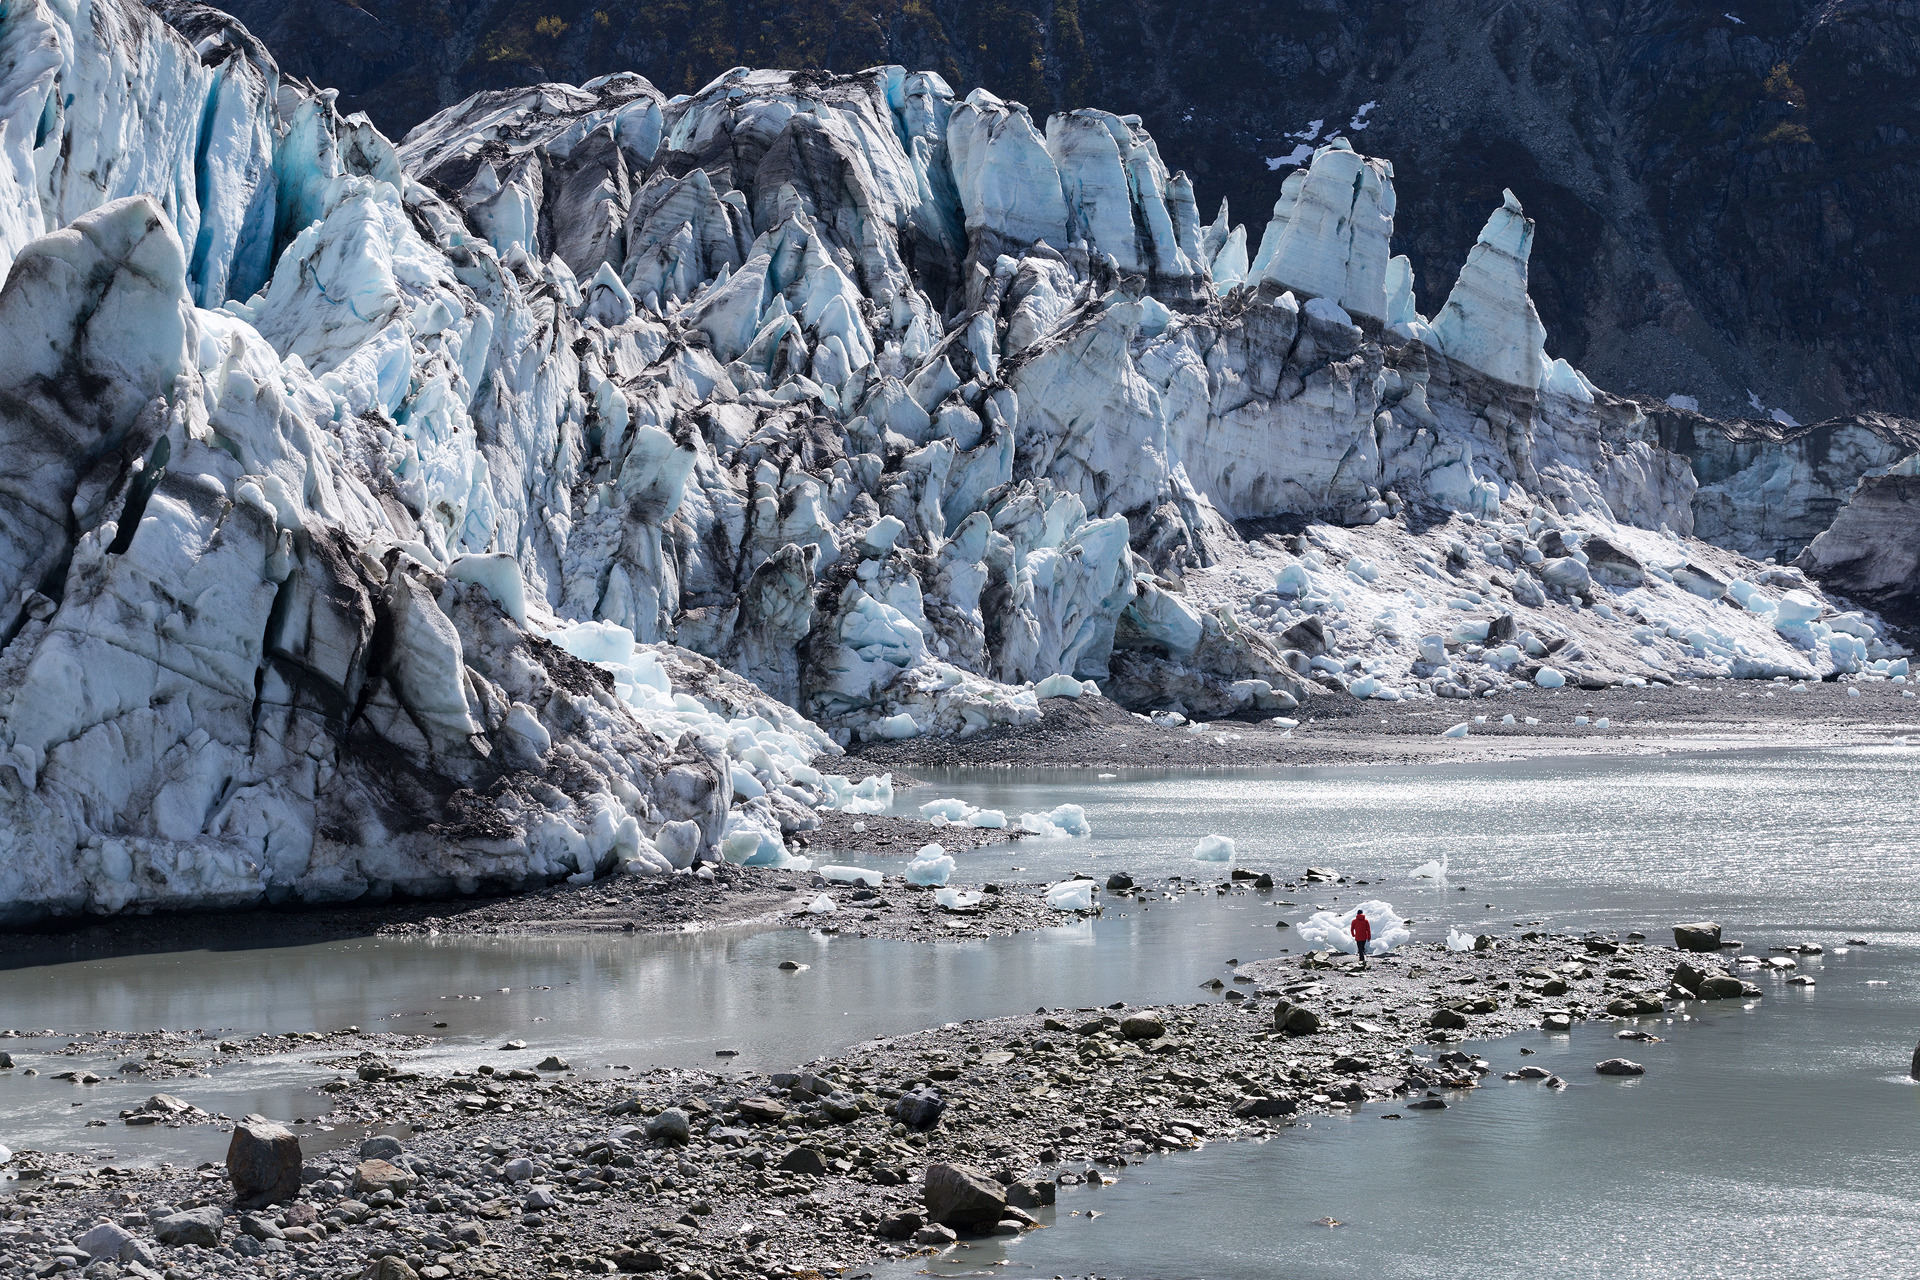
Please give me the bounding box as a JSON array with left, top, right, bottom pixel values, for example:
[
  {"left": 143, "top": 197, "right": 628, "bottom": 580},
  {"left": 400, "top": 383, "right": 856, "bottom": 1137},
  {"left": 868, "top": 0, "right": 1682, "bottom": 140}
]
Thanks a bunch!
[
  {"left": 357, "top": 1136, "right": 404, "bottom": 1161},
  {"left": 352, "top": 1159, "right": 418, "bottom": 1195},
  {"left": 1120, "top": 1013, "right": 1166, "bottom": 1040},
  {"left": 1232, "top": 1095, "right": 1298, "bottom": 1118},
  {"left": 1272, "top": 1002, "right": 1321, "bottom": 1035},
  {"left": 1595, "top": 1058, "right": 1646, "bottom": 1075},
  {"left": 239, "top": 1213, "right": 285, "bottom": 1241},
  {"left": 894, "top": 1085, "right": 946, "bottom": 1129},
  {"left": 924, "top": 1162, "right": 1008, "bottom": 1228},
  {"left": 75, "top": 1222, "right": 136, "bottom": 1261},
  {"left": 154, "top": 1206, "right": 224, "bottom": 1247},
  {"left": 1427, "top": 1007, "right": 1470, "bottom": 1030},
  {"left": 645, "top": 1108, "right": 691, "bottom": 1144},
  {"left": 776, "top": 1146, "right": 829, "bottom": 1176},
  {"left": 877, "top": 1210, "right": 924, "bottom": 1239},
  {"left": 610, "top": 1248, "right": 666, "bottom": 1272},
  {"left": 734, "top": 1096, "right": 788, "bottom": 1124},
  {"left": 1673, "top": 922, "right": 1723, "bottom": 952},
  {"left": 912, "top": 1223, "right": 958, "bottom": 1247},
  {"left": 361, "top": 1258, "right": 420, "bottom": 1280}
]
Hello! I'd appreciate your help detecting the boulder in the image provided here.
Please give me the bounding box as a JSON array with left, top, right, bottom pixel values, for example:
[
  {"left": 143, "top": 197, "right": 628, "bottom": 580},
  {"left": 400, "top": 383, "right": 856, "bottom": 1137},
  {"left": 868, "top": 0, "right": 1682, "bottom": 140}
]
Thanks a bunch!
[
  {"left": 1231, "top": 1095, "right": 1297, "bottom": 1118},
  {"left": 1595, "top": 1058, "right": 1646, "bottom": 1076},
  {"left": 1427, "top": 1007, "right": 1470, "bottom": 1030},
  {"left": 876, "top": 1210, "right": 924, "bottom": 1239},
  {"left": 923, "top": 1162, "right": 1008, "bottom": 1228},
  {"left": 1119, "top": 1013, "right": 1166, "bottom": 1040},
  {"left": 610, "top": 1248, "right": 666, "bottom": 1272},
  {"left": 1606, "top": 996, "right": 1664, "bottom": 1017},
  {"left": 357, "top": 1136, "right": 403, "bottom": 1162},
  {"left": 734, "top": 1096, "right": 788, "bottom": 1124},
  {"left": 644, "top": 1108, "right": 690, "bottom": 1144},
  {"left": 352, "top": 1159, "right": 418, "bottom": 1195},
  {"left": 154, "top": 1206, "right": 225, "bottom": 1247},
  {"left": 776, "top": 1146, "right": 828, "bottom": 1176},
  {"left": 1272, "top": 1002, "right": 1321, "bottom": 1036},
  {"left": 537, "top": 1056, "right": 571, "bottom": 1071},
  {"left": 894, "top": 1086, "right": 945, "bottom": 1130},
  {"left": 1105, "top": 873, "right": 1134, "bottom": 892},
  {"left": 75, "top": 1222, "right": 136, "bottom": 1261},
  {"left": 361, "top": 1259, "right": 420, "bottom": 1280},
  {"left": 1673, "top": 922, "right": 1723, "bottom": 952}
]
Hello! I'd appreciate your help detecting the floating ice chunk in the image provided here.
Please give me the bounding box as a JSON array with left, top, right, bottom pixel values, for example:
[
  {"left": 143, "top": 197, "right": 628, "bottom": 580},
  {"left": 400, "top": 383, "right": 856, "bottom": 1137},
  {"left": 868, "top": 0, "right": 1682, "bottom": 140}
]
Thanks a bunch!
[
  {"left": 905, "top": 846, "right": 955, "bottom": 886},
  {"left": 1193, "top": 834, "right": 1236, "bottom": 862},
  {"left": 820, "top": 865, "right": 882, "bottom": 887},
  {"left": 968, "top": 809, "right": 1008, "bottom": 828},
  {"left": 1535, "top": 667, "right": 1566, "bottom": 689},
  {"left": 804, "top": 894, "right": 837, "bottom": 914},
  {"left": 934, "top": 887, "right": 983, "bottom": 910},
  {"left": 1296, "top": 900, "right": 1412, "bottom": 955},
  {"left": 1441, "top": 722, "right": 1470, "bottom": 738},
  {"left": 1020, "top": 804, "right": 1091, "bottom": 839},
  {"left": 1034, "top": 673, "right": 1085, "bottom": 699},
  {"left": 920, "top": 797, "right": 977, "bottom": 822},
  {"left": 1410, "top": 855, "right": 1449, "bottom": 880},
  {"left": 1045, "top": 880, "right": 1096, "bottom": 910},
  {"left": 1446, "top": 928, "right": 1477, "bottom": 952}
]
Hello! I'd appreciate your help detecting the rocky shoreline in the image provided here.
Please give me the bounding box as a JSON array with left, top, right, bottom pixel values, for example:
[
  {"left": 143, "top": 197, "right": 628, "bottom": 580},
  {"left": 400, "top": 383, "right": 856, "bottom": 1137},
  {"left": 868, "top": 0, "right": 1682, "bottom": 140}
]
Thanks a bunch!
[{"left": 0, "top": 922, "right": 1817, "bottom": 1280}]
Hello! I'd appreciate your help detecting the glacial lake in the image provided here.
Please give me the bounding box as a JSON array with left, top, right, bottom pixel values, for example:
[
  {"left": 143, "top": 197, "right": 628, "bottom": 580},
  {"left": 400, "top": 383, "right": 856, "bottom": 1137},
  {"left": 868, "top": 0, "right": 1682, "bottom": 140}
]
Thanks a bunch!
[{"left": 3, "top": 746, "right": 1917, "bottom": 1275}]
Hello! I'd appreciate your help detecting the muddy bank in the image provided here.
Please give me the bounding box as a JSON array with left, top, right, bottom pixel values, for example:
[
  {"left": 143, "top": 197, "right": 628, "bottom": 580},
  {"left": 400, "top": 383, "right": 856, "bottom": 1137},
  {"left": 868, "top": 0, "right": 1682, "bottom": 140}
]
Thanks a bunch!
[{"left": 0, "top": 928, "right": 1807, "bottom": 1279}]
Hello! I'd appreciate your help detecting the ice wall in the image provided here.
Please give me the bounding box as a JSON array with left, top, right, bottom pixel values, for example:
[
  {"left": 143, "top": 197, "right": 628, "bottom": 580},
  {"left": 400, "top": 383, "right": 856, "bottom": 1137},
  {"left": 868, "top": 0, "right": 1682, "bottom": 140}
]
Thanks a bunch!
[{"left": 0, "top": 0, "right": 1900, "bottom": 921}]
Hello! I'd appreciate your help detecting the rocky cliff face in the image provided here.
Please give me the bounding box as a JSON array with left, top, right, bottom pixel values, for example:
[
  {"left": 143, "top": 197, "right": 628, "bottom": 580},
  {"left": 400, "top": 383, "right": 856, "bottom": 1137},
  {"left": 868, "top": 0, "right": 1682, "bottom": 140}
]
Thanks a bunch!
[
  {"left": 218, "top": 0, "right": 1920, "bottom": 425},
  {"left": 0, "top": 0, "right": 1908, "bottom": 924}
]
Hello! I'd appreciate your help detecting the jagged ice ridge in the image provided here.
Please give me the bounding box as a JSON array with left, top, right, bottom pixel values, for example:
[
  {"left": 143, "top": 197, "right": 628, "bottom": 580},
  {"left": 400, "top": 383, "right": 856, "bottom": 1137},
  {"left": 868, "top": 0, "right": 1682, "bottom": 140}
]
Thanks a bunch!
[{"left": 0, "top": 0, "right": 1908, "bottom": 921}]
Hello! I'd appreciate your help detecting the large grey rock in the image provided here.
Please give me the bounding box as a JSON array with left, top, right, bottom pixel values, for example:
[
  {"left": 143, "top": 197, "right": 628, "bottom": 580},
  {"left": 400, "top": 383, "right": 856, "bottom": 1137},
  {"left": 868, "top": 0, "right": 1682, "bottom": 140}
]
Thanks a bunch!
[
  {"left": 228, "top": 1120, "right": 303, "bottom": 1208},
  {"left": 1673, "top": 922, "right": 1723, "bottom": 952},
  {"left": 923, "top": 1162, "right": 1008, "bottom": 1228},
  {"left": 154, "top": 1206, "right": 224, "bottom": 1247},
  {"left": 644, "top": 1108, "right": 690, "bottom": 1144},
  {"left": 357, "top": 1136, "right": 404, "bottom": 1161},
  {"left": 1119, "top": 1013, "right": 1165, "bottom": 1040},
  {"left": 1595, "top": 1058, "right": 1646, "bottom": 1076},
  {"left": 775, "top": 1146, "right": 828, "bottom": 1176},
  {"left": 74, "top": 1221, "right": 135, "bottom": 1261},
  {"left": 895, "top": 1086, "right": 945, "bottom": 1130},
  {"left": 1272, "top": 1002, "right": 1321, "bottom": 1036},
  {"left": 351, "top": 1159, "right": 418, "bottom": 1195}
]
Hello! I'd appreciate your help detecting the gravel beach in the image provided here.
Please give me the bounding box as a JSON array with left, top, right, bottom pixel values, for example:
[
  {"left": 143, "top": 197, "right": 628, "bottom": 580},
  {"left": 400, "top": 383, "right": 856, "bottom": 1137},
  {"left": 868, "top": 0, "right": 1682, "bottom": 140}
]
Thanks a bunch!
[{"left": 0, "top": 917, "right": 1815, "bottom": 1280}]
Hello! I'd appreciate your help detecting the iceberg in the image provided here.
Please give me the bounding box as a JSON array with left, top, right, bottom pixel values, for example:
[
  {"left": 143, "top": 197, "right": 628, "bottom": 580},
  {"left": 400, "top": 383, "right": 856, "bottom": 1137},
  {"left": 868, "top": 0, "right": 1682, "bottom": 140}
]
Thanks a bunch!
[
  {"left": 1193, "top": 834, "right": 1236, "bottom": 862},
  {"left": 1297, "top": 900, "right": 1413, "bottom": 955},
  {"left": 1045, "top": 880, "right": 1096, "bottom": 910},
  {"left": 905, "top": 846, "right": 955, "bottom": 886}
]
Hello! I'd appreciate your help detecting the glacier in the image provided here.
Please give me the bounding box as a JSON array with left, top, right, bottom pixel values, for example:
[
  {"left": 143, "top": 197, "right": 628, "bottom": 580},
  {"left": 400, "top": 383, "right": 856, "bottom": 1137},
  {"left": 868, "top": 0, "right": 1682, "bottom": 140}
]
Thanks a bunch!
[{"left": 0, "top": 0, "right": 1907, "bottom": 922}]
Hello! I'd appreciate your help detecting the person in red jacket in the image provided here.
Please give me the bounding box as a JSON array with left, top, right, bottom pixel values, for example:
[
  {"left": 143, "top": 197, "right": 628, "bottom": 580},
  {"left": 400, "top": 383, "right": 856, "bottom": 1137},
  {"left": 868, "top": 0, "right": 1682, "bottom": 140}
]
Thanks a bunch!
[{"left": 1350, "top": 908, "right": 1373, "bottom": 968}]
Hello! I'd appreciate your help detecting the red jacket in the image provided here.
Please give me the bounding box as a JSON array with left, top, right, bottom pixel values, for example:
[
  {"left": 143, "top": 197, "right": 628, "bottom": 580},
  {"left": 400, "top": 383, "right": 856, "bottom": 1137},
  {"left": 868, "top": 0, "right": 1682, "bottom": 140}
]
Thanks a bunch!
[{"left": 1350, "top": 912, "right": 1373, "bottom": 943}]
